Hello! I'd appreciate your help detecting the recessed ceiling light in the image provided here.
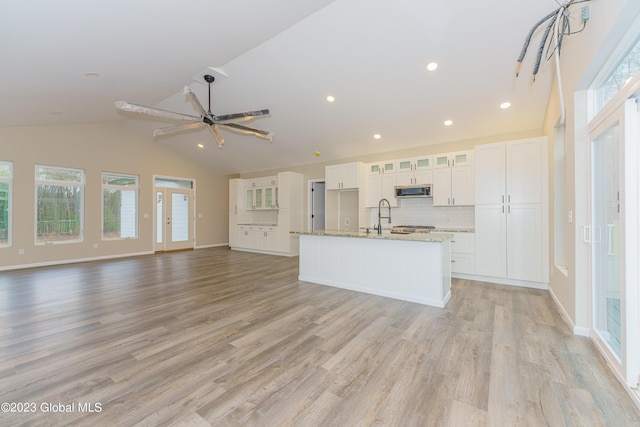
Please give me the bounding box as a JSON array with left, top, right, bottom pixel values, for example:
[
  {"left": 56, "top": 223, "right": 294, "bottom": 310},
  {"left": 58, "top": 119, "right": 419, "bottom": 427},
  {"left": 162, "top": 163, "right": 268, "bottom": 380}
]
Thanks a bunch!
[
  {"left": 197, "top": 143, "right": 204, "bottom": 148},
  {"left": 84, "top": 72, "right": 100, "bottom": 78},
  {"left": 444, "top": 120, "right": 453, "bottom": 126},
  {"left": 426, "top": 62, "right": 438, "bottom": 71},
  {"left": 500, "top": 102, "right": 511, "bottom": 109},
  {"left": 326, "top": 95, "right": 335, "bottom": 103},
  {"left": 373, "top": 134, "right": 381, "bottom": 140}
]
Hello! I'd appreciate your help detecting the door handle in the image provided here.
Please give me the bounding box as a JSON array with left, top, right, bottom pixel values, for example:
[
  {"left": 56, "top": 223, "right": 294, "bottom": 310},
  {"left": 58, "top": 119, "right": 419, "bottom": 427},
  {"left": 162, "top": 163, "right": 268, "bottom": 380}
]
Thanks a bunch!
[{"left": 583, "top": 225, "right": 592, "bottom": 245}]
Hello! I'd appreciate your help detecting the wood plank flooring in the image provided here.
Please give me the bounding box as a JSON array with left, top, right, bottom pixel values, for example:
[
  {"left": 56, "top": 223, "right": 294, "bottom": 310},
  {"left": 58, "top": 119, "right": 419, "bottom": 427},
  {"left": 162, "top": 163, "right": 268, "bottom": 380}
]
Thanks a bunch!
[{"left": 0, "top": 247, "right": 638, "bottom": 426}]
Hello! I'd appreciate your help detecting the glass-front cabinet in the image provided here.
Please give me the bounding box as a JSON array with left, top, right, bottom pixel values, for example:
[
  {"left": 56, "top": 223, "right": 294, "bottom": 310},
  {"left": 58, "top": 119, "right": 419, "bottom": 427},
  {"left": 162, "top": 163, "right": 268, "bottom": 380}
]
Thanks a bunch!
[
  {"left": 396, "top": 155, "right": 433, "bottom": 186},
  {"left": 245, "top": 176, "right": 278, "bottom": 210}
]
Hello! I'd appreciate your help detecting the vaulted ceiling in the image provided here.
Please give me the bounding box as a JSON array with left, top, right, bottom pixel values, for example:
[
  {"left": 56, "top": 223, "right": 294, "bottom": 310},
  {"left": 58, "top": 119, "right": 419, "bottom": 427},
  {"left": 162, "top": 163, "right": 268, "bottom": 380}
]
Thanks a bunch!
[{"left": 1, "top": 0, "right": 568, "bottom": 174}]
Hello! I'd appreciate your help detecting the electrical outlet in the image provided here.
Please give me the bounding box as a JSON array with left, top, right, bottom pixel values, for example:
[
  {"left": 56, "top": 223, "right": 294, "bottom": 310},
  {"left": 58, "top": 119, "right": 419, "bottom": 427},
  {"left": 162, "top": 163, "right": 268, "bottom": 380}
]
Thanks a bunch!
[
  {"left": 344, "top": 217, "right": 350, "bottom": 225},
  {"left": 581, "top": 6, "right": 589, "bottom": 23},
  {"left": 18, "top": 248, "right": 24, "bottom": 255},
  {"left": 93, "top": 243, "right": 98, "bottom": 249}
]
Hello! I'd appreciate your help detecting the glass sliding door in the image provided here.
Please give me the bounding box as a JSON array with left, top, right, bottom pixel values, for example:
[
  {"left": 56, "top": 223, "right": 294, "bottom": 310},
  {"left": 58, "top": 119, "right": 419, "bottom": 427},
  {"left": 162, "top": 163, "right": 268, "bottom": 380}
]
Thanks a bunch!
[
  {"left": 591, "top": 117, "right": 622, "bottom": 358},
  {"left": 589, "top": 98, "right": 640, "bottom": 388}
]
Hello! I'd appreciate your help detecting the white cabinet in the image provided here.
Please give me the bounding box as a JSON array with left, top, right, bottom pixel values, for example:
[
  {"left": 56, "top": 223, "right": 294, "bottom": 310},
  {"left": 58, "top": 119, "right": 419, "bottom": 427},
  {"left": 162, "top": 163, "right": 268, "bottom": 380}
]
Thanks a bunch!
[
  {"left": 254, "top": 225, "right": 278, "bottom": 251},
  {"left": 228, "top": 179, "right": 244, "bottom": 248},
  {"left": 474, "top": 137, "right": 548, "bottom": 284},
  {"left": 245, "top": 176, "right": 278, "bottom": 210},
  {"left": 432, "top": 151, "right": 474, "bottom": 206},
  {"left": 326, "top": 162, "right": 362, "bottom": 190},
  {"left": 365, "top": 161, "right": 397, "bottom": 208},
  {"left": 396, "top": 156, "right": 433, "bottom": 186},
  {"left": 431, "top": 231, "right": 475, "bottom": 275},
  {"left": 229, "top": 172, "right": 303, "bottom": 256}
]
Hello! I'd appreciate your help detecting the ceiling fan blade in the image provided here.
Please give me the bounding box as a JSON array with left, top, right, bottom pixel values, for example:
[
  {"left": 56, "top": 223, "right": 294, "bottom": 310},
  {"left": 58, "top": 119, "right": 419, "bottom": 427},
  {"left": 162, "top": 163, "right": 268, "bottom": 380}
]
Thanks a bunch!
[
  {"left": 209, "top": 124, "right": 225, "bottom": 148},
  {"left": 214, "top": 109, "right": 270, "bottom": 123},
  {"left": 114, "top": 101, "right": 199, "bottom": 122},
  {"left": 221, "top": 122, "right": 273, "bottom": 142},
  {"left": 183, "top": 87, "right": 209, "bottom": 119},
  {"left": 153, "top": 121, "right": 206, "bottom": 138}
]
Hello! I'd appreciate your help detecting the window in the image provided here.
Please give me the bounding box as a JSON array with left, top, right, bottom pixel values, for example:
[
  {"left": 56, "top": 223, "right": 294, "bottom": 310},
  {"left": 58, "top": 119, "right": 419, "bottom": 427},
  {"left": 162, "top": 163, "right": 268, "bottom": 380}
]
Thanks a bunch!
[
  {"left": 102, "top": 173, "right": 138, "bottom": 240},
  {"left": 35, "top": 165, "right": 84, "bottom": 244},
  {"left": 0, "top": 161, "right": 12, "bottom": 247},
  {"left": 595, "top": 33, "right": 640, "bottom": 114}
]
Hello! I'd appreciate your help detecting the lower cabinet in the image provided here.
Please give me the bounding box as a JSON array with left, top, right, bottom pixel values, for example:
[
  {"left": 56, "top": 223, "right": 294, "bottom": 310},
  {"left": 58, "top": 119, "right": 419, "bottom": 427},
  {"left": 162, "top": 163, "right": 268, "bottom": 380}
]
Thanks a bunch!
[
  {"left": 474, "top": 203, "right": 545, "bottom": 283},
  {"left": 237, "top": 225, "right": 278, "bottom": 252},
  {"left": 431, "top": 231, "right": 475, "bottom": 275}
]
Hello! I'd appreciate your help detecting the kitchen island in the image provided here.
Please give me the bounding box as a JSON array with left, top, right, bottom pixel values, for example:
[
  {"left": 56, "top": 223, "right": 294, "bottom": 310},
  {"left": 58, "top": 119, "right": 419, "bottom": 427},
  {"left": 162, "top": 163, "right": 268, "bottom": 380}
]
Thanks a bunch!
[{"left": 294, "top": 230, "right": 452, "bottom": 307}]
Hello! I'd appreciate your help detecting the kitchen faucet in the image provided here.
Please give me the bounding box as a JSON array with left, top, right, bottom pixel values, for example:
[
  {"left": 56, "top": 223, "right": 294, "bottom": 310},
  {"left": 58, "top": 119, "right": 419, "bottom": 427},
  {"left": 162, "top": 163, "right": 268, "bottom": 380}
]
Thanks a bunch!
[{"left": 377, "top": 198, "right": 391, "bottom": 235}]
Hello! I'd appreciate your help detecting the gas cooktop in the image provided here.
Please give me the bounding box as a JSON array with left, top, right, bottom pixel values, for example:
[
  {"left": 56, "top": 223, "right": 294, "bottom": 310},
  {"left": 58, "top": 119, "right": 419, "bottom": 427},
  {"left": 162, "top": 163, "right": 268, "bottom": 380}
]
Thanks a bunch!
[{"left": 390, "top": 225, "right": 435, "bottom": 234}]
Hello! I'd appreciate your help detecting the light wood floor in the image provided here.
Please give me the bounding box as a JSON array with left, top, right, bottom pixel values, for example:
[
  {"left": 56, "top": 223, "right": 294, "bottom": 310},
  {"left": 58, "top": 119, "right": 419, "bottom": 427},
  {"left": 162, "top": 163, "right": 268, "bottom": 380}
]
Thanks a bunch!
[{"left": 1, "top": 247, "right": 639, "bottom": 426}]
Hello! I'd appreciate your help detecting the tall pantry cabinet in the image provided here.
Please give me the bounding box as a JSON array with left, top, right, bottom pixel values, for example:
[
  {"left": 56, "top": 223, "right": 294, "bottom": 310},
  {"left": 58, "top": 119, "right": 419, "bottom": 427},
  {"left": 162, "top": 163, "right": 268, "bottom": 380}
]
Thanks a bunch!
[{"left": 474, "top": 137, "right": 549, "bottom": 285}]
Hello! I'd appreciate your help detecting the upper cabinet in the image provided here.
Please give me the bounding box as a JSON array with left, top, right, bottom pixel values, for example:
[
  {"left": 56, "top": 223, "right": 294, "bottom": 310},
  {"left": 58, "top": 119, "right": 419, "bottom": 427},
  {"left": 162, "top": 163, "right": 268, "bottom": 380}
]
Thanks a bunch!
[
  {"left": 245, "top": 176, "right": 278, "bottom": 210},
  {"left": 365, "top": 161, "right": 397, "bottom": 207},
  {"left": 396, "top": 155, "right": 433, "bottom": 186},
  {"left": 475, "top": 138, "right": 546, "bottom": 205},
  {"left": 432, "top": 151, "right": 474, "bottom": 206},
  {"left": 326, "top": 162, "right": 363, "bottom": 190}
]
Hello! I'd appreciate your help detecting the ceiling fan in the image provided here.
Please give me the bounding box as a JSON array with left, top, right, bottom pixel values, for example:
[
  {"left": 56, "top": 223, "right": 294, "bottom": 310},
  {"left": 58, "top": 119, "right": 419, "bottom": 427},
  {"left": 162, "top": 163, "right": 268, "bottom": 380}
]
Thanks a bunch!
[{"left": 114, "top": 74, "right": 272, "bottom": 148}]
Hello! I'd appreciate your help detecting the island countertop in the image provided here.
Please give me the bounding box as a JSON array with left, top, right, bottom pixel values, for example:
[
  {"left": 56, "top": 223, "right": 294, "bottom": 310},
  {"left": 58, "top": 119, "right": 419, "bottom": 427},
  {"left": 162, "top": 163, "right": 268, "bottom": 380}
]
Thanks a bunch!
[{"left": 292, "top": 229, "right": 451, "bottom": 243}]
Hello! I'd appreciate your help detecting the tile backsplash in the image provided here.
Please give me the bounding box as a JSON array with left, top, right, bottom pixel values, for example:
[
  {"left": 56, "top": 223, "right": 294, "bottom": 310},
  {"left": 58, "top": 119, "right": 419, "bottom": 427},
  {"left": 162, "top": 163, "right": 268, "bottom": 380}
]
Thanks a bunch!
[{"left": 365, "top": 198, "right": 474, "bottom": 229}]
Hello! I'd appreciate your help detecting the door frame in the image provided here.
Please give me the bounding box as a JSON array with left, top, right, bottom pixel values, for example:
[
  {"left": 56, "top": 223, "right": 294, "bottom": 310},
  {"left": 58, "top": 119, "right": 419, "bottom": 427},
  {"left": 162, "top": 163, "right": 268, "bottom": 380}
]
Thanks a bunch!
[
  {"left": 307, "top": 179, "right": 325, "bottom": 231},
  {"left": 153, "top": 175, "right": 196, "bottom": 252},
  {"left": 587, "top": 98, "right": 640, "bottom": 388}
]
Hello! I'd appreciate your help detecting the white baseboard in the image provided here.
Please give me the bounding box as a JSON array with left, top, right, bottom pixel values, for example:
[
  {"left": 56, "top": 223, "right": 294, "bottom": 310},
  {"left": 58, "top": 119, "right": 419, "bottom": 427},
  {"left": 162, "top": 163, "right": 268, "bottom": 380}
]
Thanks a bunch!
[
  {"left": 456, "top": 273, "right": 548, "bottom": 290},
  {"left": 195, "top": 243, "right": 229, "bottom": 249},
  {"left": 0, "top": 251, "right": 154, "bottom": 271}
]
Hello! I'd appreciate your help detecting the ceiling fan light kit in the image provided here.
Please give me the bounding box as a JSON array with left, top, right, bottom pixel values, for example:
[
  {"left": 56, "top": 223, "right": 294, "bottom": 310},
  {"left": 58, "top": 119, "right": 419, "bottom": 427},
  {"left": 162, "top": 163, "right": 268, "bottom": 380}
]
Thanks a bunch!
[{"left": 114, "top": 75, "right": 272, "bottom": 148}]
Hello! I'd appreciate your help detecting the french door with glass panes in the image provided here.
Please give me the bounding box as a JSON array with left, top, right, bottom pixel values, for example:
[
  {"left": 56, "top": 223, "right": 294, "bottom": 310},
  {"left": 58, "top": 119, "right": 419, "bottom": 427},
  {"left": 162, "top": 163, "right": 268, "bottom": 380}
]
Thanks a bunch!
[
  {"left": 588, "top": 98, "right": 639, "bottom": 388},
  {"left": 155, "top": 188, "right": 194, "bottom": 252}
]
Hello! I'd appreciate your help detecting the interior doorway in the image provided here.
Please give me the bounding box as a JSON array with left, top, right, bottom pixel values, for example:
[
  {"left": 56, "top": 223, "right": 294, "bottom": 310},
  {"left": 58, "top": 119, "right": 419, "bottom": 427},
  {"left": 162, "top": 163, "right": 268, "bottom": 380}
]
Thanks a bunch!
[
  {"left": 309, "top": 180, "right": 325, "bottom": 231},
  {"left": 154, "top": 177, "right": 195, "bottom": 252}
]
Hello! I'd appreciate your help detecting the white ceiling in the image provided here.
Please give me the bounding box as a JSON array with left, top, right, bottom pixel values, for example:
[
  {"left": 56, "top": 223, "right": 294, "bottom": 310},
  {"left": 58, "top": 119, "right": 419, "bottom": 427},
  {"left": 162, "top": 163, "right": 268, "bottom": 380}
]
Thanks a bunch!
[{"left": 1, "top": 0, "right": 565, "bottom": 175}]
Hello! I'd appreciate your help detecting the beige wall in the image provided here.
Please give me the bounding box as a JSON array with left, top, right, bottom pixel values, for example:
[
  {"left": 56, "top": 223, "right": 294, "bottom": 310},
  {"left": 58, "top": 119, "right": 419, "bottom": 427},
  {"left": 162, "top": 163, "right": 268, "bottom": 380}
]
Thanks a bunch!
[
  {"left": 543, "top": 0, "right": 634, "bottom": 329},
  {"left": 0, "top": 124, "right": 230, "bottom": 269}
]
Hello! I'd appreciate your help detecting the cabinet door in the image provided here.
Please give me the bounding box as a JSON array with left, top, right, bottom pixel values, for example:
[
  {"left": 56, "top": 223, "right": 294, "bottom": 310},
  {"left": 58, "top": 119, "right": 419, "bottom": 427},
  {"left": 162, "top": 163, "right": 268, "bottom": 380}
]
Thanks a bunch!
[
  {"left": 397, "top": 159, "right": 413, "bottom": 173},
  {"left": 341, "top": 163, "right": 360, "bottom": 189},
  {"left": 367, "top": 163, "right": 382, "bottom": 175},
  {"left": 474, "top": 205, "right": 507, "bottom": 278},
  {"left": 264, "top": 187, "right": 274, "bottom": 209},
  {"left": 507, "top": 203, "right": 543, "bottom": 281},
  {"left": 507, "top": 139, "right": 544, "bottom": 204},
  {"left": 475, "top": 143, "right": 505, "bottom": 205},
  {"left": 432, "top": 168, "right": 452, "bottom": 206},
  {"left": 452, "top": 151, "right": 472, "bottom": 167},
  {"left": 434, "top": 153, "right": 451, "bottom": 168},
  {"left": 246, "top": 189, "right": 254, "bottom": 210},
  {"left": 451, "top": 165, "right": 474, "bottom": 205},
  {"left": 325, "top": 164, "right": 342, "bottom": 190},
  {"left": 413, "top": 169, "right": 433, "bottom": 185},
  {"left": 365, "top": 173, "right": 382, "bottom": 208},
  {"left": 381, "top": 172, "right": 397, "bottom": 207},
  {"left": 255, "top": 188, "right": 263, "bottom": 209},
  {"left": 414, "top": 156, "right": 432, "bottom": 170},
  {"left": 396, "top": 171, "right": 414, "bottom": 186}
]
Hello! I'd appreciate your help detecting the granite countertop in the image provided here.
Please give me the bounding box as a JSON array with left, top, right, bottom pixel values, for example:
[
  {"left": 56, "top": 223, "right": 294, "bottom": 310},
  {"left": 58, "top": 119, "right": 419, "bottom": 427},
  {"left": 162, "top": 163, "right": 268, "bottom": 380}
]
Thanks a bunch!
[
  {"left": 431, "top": 227, "right": 475, "bottom": 233},
  {"left": 292, "top": 230, "right": 452, "bottom": 243},
  {"left": 237, "top": 223, "right": 278, "bottom": 226}
]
